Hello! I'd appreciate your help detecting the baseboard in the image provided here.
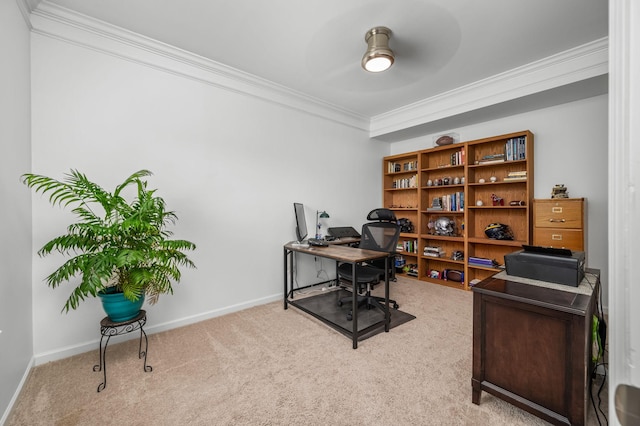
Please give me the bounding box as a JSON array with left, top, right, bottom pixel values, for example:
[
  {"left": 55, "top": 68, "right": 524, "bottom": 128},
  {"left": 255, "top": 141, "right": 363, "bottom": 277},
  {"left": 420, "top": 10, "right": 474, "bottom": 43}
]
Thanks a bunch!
[
  {"left": 33, "top": 292, "right": 282, "bottom": 365},
  {"left": 1, "top": 356, "right": 35, "bottom": 426}
]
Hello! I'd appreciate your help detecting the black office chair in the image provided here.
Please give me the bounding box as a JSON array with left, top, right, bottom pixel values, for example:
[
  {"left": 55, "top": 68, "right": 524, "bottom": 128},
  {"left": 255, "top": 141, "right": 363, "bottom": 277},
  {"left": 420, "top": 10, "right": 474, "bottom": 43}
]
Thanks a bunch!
[{"left": 337, "top": 208, "right": 401, "bottom": 321}]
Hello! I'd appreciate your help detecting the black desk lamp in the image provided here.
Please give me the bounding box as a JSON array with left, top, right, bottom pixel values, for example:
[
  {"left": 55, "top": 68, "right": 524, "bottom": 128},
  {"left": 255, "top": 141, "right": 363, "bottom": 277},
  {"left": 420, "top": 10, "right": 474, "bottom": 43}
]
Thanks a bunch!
[{"left": 315, "top": 210, "right": 330, "bottom": 239}]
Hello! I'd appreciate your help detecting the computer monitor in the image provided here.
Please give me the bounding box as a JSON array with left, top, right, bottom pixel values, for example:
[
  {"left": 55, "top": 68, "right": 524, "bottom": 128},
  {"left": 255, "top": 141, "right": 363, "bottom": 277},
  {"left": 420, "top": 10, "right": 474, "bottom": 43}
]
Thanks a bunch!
[{"left": 293, "top": 202, "right": 308, "bottom": 243}]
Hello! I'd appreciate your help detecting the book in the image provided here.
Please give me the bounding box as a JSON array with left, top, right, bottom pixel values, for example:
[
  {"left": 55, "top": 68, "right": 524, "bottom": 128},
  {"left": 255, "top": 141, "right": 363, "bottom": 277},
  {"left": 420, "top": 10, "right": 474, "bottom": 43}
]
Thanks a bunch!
[
  {"left": 475, "top": 158, "right": 505, "bottom": 165},
  {"left": 505, "top": 136, "right": 527, "bottom": 161},
  {"left": 482, "top": 153, "right": 505, "bottom": 160},
  {"left": 468, "top": 257, "right": 495, "bottom": 267}
]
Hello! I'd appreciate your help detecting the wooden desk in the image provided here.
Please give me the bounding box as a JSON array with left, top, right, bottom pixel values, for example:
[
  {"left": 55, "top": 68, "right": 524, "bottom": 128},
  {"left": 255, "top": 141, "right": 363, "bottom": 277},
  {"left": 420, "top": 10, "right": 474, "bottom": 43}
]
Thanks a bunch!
[
  {"left": 283, "top": 242, "right": 390, "bottom": 349},
  {"left": 325, "top": 236, "right": 360, "bottom": 246},
  {"left": 471, "top": 269, "right": 600, "bottom": 425}
]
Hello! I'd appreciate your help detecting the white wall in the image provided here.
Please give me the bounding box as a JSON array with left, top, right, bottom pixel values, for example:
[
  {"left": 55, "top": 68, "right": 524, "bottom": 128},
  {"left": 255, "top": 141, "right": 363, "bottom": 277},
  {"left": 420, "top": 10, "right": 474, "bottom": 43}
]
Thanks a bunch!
[
  {"left": 389, "top": 95, "right": 609, "bottom": 307},
  {"left": 0, "top": 0, "right": 34, "bottom": 421},
  {"left": 29, "top": 33, "right": 388, "bottom": 362}
]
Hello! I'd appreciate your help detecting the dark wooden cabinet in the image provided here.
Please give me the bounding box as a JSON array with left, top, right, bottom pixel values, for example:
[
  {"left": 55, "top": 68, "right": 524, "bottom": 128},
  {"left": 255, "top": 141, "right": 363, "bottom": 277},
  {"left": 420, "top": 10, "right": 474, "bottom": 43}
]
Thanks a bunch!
[{"left": 471, "top": 269, "right": 599, "bottom": 425}]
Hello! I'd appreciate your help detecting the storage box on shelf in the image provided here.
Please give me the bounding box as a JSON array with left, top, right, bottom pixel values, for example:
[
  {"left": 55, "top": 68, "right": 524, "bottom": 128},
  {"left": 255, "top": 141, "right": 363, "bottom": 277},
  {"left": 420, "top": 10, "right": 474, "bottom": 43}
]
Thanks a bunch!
[
  {"left": 383, "top": 130, "right": 534, "bottom": 289},
  {"left": 383, "top": 152, "right": 420, "bottom": 279}
]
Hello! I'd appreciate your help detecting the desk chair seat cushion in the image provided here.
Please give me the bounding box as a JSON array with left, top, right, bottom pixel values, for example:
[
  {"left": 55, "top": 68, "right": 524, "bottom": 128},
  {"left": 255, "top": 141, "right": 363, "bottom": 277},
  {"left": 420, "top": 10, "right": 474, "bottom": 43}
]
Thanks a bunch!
[{"left": 337, "top": 263, "right": 384, "bottom": 284}]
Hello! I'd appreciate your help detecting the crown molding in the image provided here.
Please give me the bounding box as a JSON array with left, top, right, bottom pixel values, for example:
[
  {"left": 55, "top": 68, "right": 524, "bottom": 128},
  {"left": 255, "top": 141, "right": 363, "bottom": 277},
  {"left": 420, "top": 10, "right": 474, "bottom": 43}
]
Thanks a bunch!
[
  {"left": 29, "top": 1, "right": 370, "bottom": 131},
  {"left": 27, "top": 1, "right": 608, "bottom": 140},
  {"left": 15, "top": 0, "right": 34, "bottom": 29},
  {"left": 370, "top": 37, "right": 609, "bottom": 138}
]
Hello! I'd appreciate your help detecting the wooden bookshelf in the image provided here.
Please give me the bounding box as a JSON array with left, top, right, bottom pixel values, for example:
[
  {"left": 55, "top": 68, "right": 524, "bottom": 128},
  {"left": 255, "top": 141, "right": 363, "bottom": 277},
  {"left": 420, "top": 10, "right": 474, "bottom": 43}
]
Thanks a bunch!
[
  {"left": 383, "top": 130, "right": 534, "bottom": 289},
  {"left": 383, "top": 151, "right": 420, "bottom": 279}
]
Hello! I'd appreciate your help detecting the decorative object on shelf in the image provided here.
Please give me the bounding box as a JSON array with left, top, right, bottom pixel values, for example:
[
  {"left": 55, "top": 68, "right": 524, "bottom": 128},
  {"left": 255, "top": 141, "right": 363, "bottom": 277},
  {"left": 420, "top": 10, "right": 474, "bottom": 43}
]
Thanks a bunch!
[
  {"left": 21, "top": 169, "right": 197, "bottom": 319},
  {"left": 433, "top": 217, "right": 456, "bottom": 236},
  {"left": 427, "top": 179, "right": 433, "bottom": 186},
  {"left": 436, "top": 135, "right": 454, "bottom": 146},
  {"left": 551, "top": 184, "right": 569, "bottom": 198},
  {"left": 489, "top": 176, "right": 497, "bottom": 183},
  {"left": 315, "top": 210, "right": 330, "bottom": 239},
  {"left": 491, "top": 194, "right": 504, "bottom": 206},
  {"left": 397, "top": 218, "right": 414, "bottom": 233},
  {"left": 361, "top": 27, "right": 394, "bottom": 72},
  {"left": 478, "top": 178, "right": 486, "bottom": 183},
  {"left": 476, "top": 200, "right": 484, "bottom": 206},
  {"left": 509, "top": 200, "right": 526, "bottom": 206},
  {"left": 484, "top": 223, "right": 514, "bottom": 240},
  {"left": 453, "top": 177, "right": 461, "bottom": 185},
  {"left": 443, "top": 269, "right": 464, "bottom": 282},
  {"left": 433, "top": 132, "right": 459, "bottom": 147},
  {"left": 451, "top": 250, "right": 464, "bottom": 261}
]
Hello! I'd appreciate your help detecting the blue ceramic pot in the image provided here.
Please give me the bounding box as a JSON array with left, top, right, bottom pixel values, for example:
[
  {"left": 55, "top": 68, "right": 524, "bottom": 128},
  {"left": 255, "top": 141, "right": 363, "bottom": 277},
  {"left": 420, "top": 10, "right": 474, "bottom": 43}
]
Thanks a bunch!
[{"left": 98, "top": 288, "right": 145, "bottom": 322}]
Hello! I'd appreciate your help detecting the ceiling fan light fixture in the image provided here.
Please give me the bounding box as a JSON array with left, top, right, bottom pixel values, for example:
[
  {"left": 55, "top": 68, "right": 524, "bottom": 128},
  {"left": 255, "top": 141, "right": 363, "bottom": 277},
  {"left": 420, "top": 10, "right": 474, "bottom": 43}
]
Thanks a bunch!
[{"left": 362, "top": 27, "right": 394, "bottom": 73}]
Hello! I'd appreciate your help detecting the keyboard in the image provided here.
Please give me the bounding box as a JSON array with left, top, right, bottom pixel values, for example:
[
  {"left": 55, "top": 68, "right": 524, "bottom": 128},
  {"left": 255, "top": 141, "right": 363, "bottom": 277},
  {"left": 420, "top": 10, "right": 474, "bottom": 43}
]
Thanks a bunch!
[
  {"left": 327, "top": 226, "right": 361, "bottom": 238},
  {"left": 308, "top": 238, "right": 328, "bottom": 247}
]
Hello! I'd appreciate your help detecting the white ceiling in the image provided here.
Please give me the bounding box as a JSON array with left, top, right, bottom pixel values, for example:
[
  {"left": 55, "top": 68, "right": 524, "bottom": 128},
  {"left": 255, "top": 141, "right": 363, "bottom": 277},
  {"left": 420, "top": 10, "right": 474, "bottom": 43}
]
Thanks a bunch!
[{"left": 29, "top": 0, "right": 608, "bottom": 121}]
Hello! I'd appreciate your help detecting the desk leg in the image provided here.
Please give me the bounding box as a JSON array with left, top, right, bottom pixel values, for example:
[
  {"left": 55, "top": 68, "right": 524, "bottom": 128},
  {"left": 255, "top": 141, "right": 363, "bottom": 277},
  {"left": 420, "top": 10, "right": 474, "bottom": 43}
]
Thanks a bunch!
[
  {"left": 283, "top": 247, "right": 289, "bottom": 310},
  {"left": 384, "top": 255, "right": 390, "bottom": 332},
  {"left": 352, "top": 262, "right": 358, "bottom": 349}
]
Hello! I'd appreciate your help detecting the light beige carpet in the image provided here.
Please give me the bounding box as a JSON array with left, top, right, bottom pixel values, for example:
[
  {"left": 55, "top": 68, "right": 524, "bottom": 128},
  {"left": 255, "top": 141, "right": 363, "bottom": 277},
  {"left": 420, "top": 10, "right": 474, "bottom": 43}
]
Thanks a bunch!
[{"left": 7, "top": 278, "right": 608, "bottom": 425}]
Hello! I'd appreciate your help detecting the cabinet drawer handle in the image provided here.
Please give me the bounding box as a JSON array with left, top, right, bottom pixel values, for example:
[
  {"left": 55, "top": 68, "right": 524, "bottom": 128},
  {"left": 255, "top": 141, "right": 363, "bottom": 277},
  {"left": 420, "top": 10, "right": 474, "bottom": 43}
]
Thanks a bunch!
[
  {"left": 549, "top": 219, "right": 566, "bottom": 223},
  {"left": 552, "top": 207, "right": 563, "bottom": 213},
  {"left": 552, "top": 234, "right": 563, "bottom": 240}
]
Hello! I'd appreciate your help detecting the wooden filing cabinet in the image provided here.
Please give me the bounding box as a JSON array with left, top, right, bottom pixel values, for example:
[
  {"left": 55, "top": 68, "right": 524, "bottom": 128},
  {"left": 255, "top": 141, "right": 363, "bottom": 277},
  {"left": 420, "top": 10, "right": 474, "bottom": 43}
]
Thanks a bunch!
[{"left": 533, "top": 198, "right": 586, "bottom": 251}]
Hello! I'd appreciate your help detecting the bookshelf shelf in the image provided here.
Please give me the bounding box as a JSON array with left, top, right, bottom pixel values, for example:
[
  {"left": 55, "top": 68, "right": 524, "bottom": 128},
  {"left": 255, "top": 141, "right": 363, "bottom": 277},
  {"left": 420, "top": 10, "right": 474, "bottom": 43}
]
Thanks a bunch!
[{"left": 383, "top": 130, "right": 534, "bottom": 290}]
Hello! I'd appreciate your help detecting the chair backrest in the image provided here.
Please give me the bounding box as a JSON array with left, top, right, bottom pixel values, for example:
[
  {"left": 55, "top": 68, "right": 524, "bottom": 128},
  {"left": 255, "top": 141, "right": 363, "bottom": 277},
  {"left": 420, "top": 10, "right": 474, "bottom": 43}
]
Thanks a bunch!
[
  {"left": 359, "top": 221, "right": 401, "bottom": 253},
  {"left": 366, "top": 208, "right": 397, "bottom": 223}
]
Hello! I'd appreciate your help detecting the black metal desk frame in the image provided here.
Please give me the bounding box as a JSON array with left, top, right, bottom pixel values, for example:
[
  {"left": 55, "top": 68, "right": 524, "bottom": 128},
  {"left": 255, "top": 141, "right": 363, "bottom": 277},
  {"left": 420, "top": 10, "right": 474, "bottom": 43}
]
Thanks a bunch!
[
  {"left": 283, "top": 242, "right": 391, "bottom": 349},
  {"left": 93, "top": 309, "right": 152, "bottom": 392}
]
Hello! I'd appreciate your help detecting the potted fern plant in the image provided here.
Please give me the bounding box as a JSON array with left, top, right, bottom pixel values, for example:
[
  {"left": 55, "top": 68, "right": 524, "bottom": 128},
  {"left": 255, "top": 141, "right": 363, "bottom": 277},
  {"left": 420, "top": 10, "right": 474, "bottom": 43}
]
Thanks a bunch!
[{"left": 22, "top": 169, "right": 196, "bottom": 322}]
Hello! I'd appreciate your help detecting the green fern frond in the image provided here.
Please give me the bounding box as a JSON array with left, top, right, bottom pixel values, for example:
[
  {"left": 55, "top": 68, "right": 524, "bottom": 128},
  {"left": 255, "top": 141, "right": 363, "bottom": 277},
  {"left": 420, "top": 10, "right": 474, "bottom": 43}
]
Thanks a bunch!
[{"left": 23, "top": 169, "right": 196, "bottom": 312}]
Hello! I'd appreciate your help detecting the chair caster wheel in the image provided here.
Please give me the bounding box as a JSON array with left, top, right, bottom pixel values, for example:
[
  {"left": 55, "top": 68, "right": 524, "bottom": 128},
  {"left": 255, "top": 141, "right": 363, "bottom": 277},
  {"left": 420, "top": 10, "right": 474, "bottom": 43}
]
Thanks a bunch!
[
  {"left": 347, "top": 313, "right": 353, "bottom": 321},
  {"left": 393, "top": 303, "right": 399, "bottom": 309},
  {"left": 337, "top": 300, "right": 343, "bottom": 307}
]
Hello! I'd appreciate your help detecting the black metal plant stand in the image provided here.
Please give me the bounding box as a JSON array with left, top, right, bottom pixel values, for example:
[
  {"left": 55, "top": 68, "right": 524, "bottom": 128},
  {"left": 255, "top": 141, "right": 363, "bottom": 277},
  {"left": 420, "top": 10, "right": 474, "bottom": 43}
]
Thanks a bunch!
[{"left": 93, "top": 309, "right": 152, "bottom": 392}]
